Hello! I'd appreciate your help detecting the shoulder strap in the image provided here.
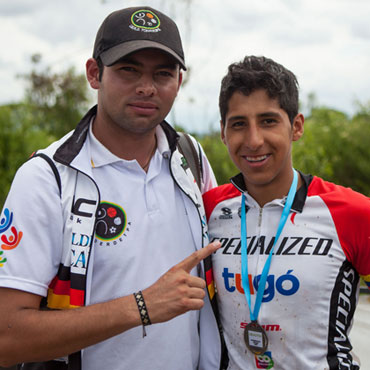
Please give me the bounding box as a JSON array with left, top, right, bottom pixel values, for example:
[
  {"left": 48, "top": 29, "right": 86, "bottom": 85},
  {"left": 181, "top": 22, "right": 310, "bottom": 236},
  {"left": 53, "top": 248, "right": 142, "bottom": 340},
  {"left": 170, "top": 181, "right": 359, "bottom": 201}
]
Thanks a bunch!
[
  {"left": 177, "top": 132, "right": 202, "bottom": 191},
  {"left": 28, "top": 153, "right": 82, "bottom": 369},
  {"left": 29, "top": 152, "right": 62, "bottom": 196}
]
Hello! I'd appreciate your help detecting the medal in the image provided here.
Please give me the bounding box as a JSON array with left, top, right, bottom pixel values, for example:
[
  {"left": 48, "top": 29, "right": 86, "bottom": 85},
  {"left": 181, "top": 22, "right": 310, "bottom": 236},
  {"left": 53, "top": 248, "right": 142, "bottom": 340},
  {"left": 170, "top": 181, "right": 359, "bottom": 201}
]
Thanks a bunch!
[
  {"left": 244, "top": 321, "right": 268, "bottom": 355},
  {"left": 240, "top": 170, "right": 298, "bottom": 354}
]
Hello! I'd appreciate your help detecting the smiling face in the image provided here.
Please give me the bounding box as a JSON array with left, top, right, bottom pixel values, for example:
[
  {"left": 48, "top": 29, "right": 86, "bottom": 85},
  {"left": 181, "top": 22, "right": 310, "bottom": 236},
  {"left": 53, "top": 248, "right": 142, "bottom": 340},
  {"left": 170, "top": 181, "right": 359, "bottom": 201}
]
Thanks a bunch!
[
  {"left": 87, "top": 48, "right": 182, "bottom": 139},
  {"left": 221, "top": 89, "right": 304, "bottom": 204}
]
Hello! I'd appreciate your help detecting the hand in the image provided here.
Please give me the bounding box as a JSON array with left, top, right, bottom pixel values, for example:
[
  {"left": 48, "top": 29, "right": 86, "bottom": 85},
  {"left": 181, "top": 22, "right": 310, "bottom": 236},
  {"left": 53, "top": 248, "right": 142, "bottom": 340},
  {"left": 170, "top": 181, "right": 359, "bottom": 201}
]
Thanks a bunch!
[{"left": 142, "top": 241, "right": 221, "bottom": 323}]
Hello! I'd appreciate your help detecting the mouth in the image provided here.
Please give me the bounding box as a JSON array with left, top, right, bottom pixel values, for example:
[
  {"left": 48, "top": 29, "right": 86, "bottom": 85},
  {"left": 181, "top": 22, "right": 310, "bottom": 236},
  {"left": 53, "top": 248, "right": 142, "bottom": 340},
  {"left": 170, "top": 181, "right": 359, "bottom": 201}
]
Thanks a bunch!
[
  {"left": 128, "top": 102, "right": 158, "bottom": 115},
  {"left": 244, "top": 154, "right": 270, "bottom": 163}
]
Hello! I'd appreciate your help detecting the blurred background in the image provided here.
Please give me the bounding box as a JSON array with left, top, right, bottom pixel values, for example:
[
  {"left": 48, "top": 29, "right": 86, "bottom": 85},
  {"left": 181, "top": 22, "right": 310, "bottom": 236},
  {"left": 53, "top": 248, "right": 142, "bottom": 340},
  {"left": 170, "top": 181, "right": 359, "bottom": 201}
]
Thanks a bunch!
[{"left": 0, "top": 1, "right": 369, "bottom": 368}]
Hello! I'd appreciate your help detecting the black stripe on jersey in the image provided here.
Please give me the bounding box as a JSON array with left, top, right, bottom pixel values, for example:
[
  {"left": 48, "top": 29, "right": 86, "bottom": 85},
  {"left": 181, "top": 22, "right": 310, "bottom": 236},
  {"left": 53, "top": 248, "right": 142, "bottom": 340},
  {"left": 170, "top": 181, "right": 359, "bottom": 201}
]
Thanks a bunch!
[{"left": 327, "top": 260, "right": 360, "bottom": 369}]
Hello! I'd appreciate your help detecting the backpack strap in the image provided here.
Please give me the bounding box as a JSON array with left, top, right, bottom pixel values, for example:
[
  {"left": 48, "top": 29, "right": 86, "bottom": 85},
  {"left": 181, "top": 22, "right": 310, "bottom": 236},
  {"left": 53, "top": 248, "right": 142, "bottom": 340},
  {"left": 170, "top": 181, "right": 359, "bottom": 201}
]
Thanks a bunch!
[
  {"left": 29, "top": 152, "right": 62, "bottom": 197},
  {"left": 27, "top": 153, "right": 81, "bottom": 370},
  {"left": 177, "top": 132, "right": 202, "bottom": 191}
]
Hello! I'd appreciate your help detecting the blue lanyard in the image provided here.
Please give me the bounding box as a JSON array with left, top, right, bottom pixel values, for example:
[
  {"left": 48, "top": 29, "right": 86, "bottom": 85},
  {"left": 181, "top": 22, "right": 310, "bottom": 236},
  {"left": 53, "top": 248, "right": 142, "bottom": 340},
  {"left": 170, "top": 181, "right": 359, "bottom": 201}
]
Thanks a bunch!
[{"left": 240, "top": 170, "right": 298, "bottom": 322}]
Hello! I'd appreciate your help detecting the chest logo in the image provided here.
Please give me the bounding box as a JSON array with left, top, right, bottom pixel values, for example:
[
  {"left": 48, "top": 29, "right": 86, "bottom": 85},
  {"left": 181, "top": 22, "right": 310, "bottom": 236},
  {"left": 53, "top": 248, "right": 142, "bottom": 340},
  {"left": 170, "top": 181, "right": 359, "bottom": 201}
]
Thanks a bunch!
[{"left": 95, "top": 202, "right": 127, "bottom": 241}]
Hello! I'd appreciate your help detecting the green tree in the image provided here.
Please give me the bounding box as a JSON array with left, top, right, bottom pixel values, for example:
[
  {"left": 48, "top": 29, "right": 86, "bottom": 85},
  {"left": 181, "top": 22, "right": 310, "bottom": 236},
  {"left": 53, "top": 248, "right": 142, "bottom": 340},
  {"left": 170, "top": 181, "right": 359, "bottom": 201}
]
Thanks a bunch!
[
  {"left": 337, "top": 103, "right": 370, "bottom": 194},
  {"left": 0, "top": 55, "right": 91, "bottom": 208},
  {"left": 293, "top": 105, "right": 370, "bottom": 195},
  {"left": 293, "top": 107, "right": 350, "bottom": 181},
  {"left": 19, "top": 54, "right": 91, "bottom": 138},
  {"left": 0, "top": 103, "right": 53, "bottom": 207}
]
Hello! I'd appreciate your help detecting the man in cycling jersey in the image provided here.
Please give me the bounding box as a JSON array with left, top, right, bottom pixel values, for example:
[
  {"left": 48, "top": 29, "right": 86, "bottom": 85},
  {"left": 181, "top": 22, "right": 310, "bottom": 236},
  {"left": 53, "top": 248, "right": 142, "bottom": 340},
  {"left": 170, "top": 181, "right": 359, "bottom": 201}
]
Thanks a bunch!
[{"left": 203, "top": 55, "right": 370, "bottom": 369}]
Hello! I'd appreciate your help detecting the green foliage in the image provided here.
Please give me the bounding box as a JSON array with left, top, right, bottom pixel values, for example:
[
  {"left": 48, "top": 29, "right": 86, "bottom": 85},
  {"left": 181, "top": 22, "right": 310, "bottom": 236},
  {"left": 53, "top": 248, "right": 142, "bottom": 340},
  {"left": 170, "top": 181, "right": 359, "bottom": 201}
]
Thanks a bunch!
[
  {"left": 0, "top": 55, "right": 91, "bottom": 208},
  {"left": 293, "top": 105, "right": 370, "bottom": 195},
  {"left": 0, "top": 103, "right": 54, "bottom": 206},
  {"left": 293, "top": 108, "right": 349, "bottom": 180},
  {"left": 19, "top": 54, "right": 90, "bottom": 138}
]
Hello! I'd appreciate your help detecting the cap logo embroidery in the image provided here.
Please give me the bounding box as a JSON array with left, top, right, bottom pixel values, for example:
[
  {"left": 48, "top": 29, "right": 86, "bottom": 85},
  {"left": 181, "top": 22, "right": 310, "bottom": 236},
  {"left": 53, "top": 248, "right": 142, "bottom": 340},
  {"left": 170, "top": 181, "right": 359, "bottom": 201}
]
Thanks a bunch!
[{"left": 130, "top": 10, "right": 161, "bottom": 31}]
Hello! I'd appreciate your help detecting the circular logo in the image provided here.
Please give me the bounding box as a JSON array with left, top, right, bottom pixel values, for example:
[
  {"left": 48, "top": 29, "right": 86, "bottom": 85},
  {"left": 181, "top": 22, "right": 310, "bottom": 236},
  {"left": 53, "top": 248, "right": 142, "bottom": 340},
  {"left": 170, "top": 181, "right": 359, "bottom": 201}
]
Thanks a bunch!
[
  {"left": 131, "top": 10, "right": 160, "bottom": 30},
  {"left": 95, "top": 202, "right": 127, "bottom": 241}
]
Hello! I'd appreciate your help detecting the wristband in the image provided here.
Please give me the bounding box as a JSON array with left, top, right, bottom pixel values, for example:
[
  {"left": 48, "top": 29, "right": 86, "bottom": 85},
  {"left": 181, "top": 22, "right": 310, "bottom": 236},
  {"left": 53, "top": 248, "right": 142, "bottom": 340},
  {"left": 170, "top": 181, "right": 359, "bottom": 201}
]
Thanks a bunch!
[{"left": 133, "top": 291, "right": 151, "bottom": 337}]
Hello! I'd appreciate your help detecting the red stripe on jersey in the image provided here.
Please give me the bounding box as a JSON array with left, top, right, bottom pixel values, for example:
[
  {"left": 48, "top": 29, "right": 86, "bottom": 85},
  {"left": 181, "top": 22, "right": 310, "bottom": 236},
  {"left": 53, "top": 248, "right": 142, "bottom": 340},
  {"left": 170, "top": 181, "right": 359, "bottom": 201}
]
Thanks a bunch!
[{"left": 308, "top": 176, "right": 370, "bottom": 276}]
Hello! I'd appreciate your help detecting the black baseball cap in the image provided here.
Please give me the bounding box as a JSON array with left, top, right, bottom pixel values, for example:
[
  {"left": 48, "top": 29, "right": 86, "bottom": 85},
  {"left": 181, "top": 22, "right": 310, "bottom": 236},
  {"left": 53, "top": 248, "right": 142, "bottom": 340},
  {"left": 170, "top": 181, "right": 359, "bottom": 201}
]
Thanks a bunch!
[{"left": 93, "top": 7, "right": 186, "bottom": 70}]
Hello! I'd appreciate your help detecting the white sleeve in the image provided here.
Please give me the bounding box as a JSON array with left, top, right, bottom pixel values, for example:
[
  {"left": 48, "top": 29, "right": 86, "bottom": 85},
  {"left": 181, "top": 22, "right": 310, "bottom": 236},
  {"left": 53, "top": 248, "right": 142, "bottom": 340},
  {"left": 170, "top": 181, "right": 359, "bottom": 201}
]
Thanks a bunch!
[{"left": 0, "top": 156, "right": 63, "bottom": 297}]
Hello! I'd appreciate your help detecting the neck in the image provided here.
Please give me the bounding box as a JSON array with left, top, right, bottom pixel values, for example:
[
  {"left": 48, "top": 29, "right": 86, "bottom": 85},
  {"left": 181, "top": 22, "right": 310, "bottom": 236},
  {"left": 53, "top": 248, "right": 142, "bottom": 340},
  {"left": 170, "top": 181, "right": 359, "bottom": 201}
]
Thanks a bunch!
[
  {"left": 244, "top": 169, "right": 302, "bottom": 207},
  {"left": 92, "top": 115, "right": 158, "bottom": 163}
]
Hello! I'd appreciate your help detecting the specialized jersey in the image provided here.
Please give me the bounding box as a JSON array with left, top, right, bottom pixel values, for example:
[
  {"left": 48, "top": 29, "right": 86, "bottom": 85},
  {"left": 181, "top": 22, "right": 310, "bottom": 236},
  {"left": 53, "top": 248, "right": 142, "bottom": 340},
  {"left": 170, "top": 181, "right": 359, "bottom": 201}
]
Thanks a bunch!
[{"left": 203, "top": 172, "right": 370, "bottom": 370}]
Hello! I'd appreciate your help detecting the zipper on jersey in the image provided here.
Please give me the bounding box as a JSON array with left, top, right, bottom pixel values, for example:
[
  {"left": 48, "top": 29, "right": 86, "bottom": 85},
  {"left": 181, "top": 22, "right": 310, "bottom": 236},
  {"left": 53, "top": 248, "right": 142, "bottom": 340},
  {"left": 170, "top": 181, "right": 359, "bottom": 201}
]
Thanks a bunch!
[{"left": 258, "top": 207, "right": 263, "bottom": 227}]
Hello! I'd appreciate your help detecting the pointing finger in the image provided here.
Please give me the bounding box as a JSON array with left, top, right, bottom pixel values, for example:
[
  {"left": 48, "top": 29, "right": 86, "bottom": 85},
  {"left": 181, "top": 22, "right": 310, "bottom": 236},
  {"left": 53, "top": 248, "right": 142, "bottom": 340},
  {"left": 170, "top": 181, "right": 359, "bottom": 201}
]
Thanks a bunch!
[{"left": 177, "top": 241, "right": 221, "bottom": 273}]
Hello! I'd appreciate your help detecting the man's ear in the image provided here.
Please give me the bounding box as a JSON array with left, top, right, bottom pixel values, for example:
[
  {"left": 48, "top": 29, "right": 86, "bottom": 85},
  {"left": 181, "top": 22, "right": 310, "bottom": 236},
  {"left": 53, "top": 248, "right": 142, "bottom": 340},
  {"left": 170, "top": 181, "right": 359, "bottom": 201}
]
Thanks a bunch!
[
  {"left": 86, "top": 58, "right": 100, "bottom": 90},
  {"left": 292, "top": 113, "right": 304, "bottom": 142},
  {"left": 220, "top": 120, "right": 226, "bottom": 145}
]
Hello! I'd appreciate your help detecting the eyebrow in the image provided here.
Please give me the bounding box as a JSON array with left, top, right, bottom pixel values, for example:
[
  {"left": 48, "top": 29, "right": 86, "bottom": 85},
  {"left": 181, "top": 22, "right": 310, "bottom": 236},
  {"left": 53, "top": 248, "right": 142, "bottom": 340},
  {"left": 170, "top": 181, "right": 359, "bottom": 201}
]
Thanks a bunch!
[
  {"left": 228, "top": 111, "right": 282, "bottom": 120},
  {"left": 258, "top": 111, "right": 282, "bottom": 118},
  {"left": 227, "top": 115, "right": 246, "bottom": 122}
]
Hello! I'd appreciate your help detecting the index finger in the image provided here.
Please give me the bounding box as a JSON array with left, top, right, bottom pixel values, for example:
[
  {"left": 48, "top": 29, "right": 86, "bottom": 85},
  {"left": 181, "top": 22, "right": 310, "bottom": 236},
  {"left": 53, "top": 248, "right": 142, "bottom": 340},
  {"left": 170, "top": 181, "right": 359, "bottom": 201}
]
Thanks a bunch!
[{"left": 177, "top": 241, "right": 221, "bottom": 273}]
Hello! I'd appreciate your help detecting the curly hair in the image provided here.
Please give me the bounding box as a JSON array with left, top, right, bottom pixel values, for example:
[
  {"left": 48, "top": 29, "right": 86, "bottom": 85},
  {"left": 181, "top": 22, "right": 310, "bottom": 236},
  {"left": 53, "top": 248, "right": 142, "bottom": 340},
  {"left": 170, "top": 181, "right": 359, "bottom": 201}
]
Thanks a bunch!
[{"left": 219, "top": 56, "right": 299, "bottom": 124}]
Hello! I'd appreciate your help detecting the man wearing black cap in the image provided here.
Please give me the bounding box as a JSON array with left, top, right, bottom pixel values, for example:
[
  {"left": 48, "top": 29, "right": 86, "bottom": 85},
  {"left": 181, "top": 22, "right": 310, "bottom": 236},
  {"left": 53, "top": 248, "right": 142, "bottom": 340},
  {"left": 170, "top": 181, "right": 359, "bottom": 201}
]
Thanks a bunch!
[{"left": 0, "top": 7, "right": 223, "bottom": 370}]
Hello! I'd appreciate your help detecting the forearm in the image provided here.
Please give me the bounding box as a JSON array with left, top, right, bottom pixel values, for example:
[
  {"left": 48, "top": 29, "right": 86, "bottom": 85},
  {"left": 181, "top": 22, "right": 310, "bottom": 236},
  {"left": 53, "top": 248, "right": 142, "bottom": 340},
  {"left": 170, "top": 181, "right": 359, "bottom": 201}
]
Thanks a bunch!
[
  {"left": 0, "top": 292, "right": 140, "bottom": 367},
  {"left": 0, "top": 241, "right": 221, "bottom": 367}
]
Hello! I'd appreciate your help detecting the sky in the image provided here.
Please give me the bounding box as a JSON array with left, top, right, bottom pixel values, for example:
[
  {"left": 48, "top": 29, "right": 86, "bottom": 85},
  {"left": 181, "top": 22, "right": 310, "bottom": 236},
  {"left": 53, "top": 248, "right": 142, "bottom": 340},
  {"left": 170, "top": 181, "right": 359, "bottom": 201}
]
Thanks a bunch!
[{"left": 1, "top": 0, "right": 370, "bottom": 133}]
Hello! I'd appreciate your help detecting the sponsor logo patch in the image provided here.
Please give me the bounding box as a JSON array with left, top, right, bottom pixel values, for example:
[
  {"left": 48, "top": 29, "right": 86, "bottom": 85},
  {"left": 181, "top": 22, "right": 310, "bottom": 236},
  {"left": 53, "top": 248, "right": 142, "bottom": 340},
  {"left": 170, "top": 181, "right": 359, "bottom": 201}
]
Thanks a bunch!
[
  {"left": 240, "top": 322, "right": 281, "bottom": 332},
  {"left": 219, "top": 207, "right": 233, "bottom": 220},
  {"left": 130, "top": 9, "right": 161, "bottom": 32},
  {"left": 222, "top": 267, "right": 300, "bottom": 302},
  {"left": 95, "top": 202, "right": 130, "bottom": 246}
]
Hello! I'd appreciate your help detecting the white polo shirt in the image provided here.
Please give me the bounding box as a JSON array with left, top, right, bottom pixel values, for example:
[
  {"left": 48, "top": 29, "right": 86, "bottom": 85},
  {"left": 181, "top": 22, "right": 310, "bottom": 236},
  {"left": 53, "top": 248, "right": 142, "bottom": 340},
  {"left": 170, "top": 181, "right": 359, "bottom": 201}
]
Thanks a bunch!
[{"left": 81, "top": 124, "right": 201, "bottom": 370}]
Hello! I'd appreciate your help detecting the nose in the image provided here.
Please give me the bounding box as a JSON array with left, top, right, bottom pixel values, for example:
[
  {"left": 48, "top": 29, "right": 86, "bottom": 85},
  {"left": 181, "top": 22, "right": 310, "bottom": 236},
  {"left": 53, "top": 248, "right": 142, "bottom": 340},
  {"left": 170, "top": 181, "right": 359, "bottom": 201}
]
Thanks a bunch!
[
  {"left": 245, "top": 124, "right": 264, "bottom": 150},
  {"left": 136, "top": 75, "right": 156, "bottom": 97}
]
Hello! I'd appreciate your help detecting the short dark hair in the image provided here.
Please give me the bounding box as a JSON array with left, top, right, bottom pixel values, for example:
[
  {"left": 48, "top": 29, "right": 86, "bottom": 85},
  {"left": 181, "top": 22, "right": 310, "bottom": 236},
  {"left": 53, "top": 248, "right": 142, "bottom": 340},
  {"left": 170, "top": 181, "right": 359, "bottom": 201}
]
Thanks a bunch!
[{"left": 219, "top": 55, "right": 299, "bottom": 124}]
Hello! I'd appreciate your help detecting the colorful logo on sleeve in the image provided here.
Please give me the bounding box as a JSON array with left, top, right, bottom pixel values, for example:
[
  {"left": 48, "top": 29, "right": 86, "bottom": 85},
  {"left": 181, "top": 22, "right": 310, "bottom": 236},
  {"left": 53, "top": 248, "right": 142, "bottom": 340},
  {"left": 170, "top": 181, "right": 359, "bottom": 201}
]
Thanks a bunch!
[
  {"left": 95, "top": 202, "right": 129, "bottom": 246},
  {"left": 255, "top": 351, "right": 274, "bottom": 369},
  {"left": 0, "top": 208, "right": 23, "bottom": 266}
]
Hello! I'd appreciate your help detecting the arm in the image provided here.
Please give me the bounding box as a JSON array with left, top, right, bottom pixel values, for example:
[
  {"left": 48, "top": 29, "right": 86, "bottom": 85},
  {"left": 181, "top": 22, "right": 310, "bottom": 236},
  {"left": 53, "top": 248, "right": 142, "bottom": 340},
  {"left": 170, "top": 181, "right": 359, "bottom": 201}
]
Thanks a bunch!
[{"left": 0, "top": 242, "right": 220, "bottom": 367}]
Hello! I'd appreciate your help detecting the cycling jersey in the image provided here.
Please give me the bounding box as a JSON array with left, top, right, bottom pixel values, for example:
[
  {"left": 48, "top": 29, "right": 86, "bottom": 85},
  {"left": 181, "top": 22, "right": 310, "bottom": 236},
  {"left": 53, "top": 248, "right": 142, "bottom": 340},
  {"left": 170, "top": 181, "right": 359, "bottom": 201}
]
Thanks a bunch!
[{"left": 203, "top": 171, "right": 370, "bottom": 370}]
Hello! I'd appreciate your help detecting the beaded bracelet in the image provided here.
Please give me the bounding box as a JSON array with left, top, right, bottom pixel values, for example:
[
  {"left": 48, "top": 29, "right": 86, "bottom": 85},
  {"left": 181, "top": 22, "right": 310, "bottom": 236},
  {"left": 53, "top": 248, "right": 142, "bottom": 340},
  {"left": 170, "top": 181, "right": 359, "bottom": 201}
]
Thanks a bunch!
[{"left": 133, "top": 291, "right": 152, "bottom": 337}]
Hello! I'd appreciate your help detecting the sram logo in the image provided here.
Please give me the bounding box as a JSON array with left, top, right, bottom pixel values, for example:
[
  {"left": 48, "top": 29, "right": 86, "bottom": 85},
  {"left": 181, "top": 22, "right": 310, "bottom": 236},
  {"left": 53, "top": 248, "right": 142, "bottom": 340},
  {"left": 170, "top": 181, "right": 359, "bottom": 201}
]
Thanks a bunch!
[{"left": 240, "top": 322, "right": 281, "bottom": 331}]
